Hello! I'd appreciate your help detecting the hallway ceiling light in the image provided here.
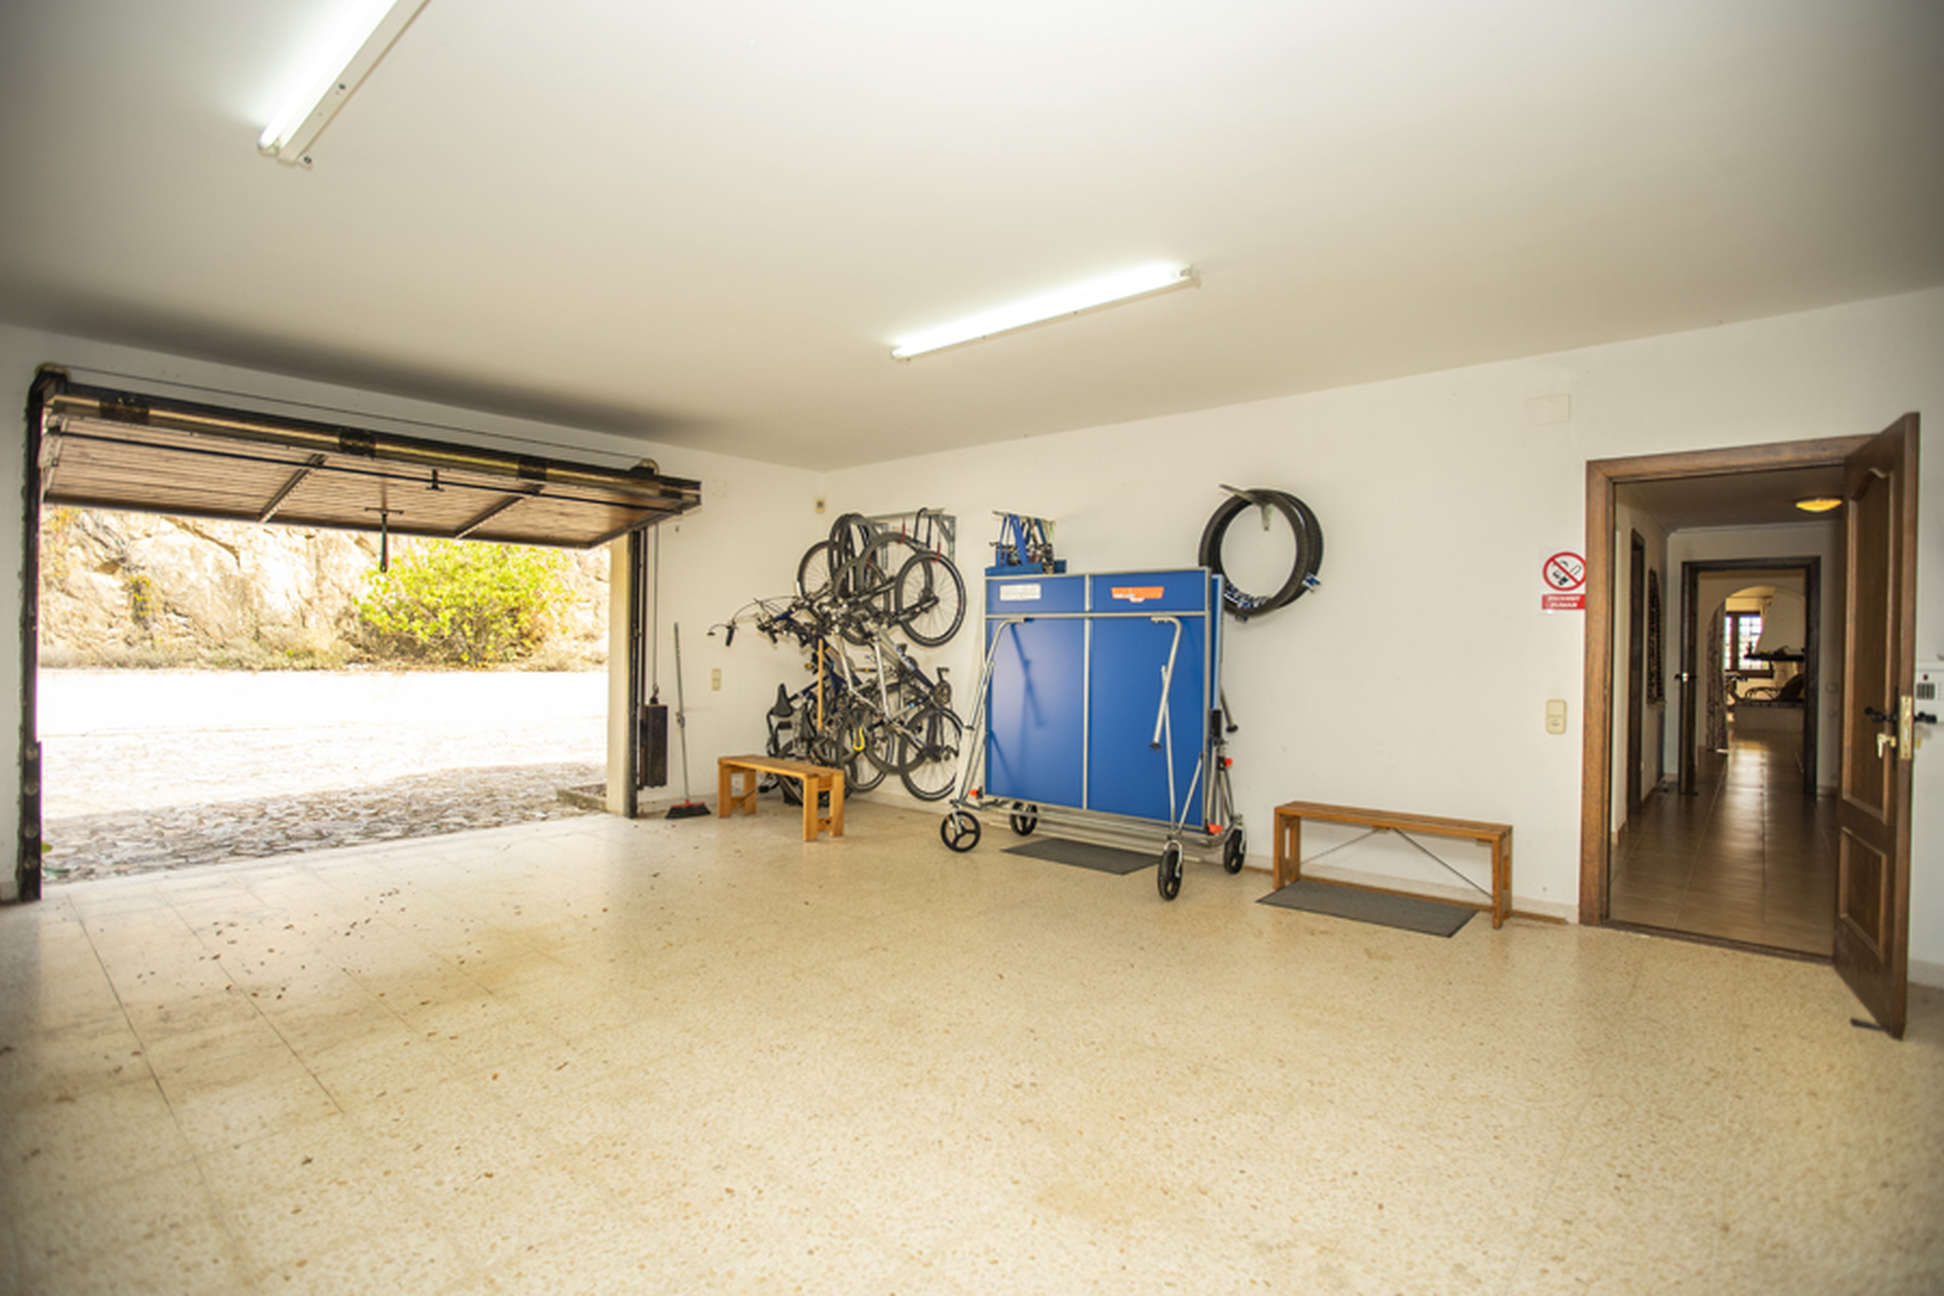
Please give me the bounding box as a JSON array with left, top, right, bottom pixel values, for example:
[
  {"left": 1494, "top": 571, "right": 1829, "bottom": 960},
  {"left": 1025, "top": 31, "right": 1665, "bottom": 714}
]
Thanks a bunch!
[
  {"left": 258, "top": 0, "right": 430, "bottom": 167},
  {"left": 890, "top": 263, "right": 1197, "bottom": 360},
  {"left": 1793, "top": 496, "right": 1843, "bottom": 513}
]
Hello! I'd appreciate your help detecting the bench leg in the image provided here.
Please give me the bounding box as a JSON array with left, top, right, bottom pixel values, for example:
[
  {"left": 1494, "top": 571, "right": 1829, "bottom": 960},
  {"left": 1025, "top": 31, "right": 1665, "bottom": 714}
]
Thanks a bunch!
[
  {"left": 829, "top": 774, "right": 844, "bottom": 837},
  {"left": 717, "top": 764, "right": 732, "bottom": 817},
  {"left": 1493, "top": 832, "right": 1512, "bottom": 929},
  {"left": 1275, "top": 816, "right": 1301, "bottom": 890},
  {"left": 801, "top": 777, "right": 819, "bottom": 841}
]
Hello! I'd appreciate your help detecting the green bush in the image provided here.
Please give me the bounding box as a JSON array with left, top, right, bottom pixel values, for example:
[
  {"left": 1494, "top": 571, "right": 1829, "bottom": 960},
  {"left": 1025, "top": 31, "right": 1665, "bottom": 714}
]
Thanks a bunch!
[
  {"left": 356, "top": 540, "right": 568, "bottom": 666},
  {"left": 125, "top": 571, "right": 157, "bottom": 628}
]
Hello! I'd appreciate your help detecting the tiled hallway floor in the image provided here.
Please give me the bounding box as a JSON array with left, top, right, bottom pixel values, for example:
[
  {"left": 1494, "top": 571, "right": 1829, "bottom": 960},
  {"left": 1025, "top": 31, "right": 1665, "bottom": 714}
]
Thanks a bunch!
[
  {"left": 3, "top": 800, "right": 1940, "bottom": 1293},
  {"left": 1610, "top": 730, "right": 1837, "bottom": 954}
]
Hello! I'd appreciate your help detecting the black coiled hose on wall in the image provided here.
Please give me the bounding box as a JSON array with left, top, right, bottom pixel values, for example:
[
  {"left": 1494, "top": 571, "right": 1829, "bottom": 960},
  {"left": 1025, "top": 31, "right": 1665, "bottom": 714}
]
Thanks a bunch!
[{"left": 1197, "top": 487, "right": 1324, "bottom": 619}]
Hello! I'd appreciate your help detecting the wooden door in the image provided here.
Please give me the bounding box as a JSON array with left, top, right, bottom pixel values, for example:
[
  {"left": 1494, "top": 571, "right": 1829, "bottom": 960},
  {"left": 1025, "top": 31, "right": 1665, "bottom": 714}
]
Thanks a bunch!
[
  {"left": 1627, "top": 533, "right": 1646, "bottom": 812},
  {"left": 1678, "top": 564, "right": 1697, "bottom": 795},
  {"left": 1836, "top": 414, "right": 1918, "bottom": 1038}
]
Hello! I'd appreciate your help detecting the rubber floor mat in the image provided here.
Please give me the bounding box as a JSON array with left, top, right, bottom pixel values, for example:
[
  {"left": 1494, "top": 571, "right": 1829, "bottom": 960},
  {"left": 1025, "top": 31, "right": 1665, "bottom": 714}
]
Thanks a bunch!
[
  {"left": 1258, "top": 879, "right": 1473, "bottom": 937},
  {"left": 1002, "top": 838, "right": 1155, "bottom": 875}
]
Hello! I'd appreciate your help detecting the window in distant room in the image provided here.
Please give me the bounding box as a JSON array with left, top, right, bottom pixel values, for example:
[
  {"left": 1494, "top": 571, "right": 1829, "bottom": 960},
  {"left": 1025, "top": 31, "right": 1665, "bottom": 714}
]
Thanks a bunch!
[{"left": 1724, "top": 611, "right": 1770, "bottom": 675}]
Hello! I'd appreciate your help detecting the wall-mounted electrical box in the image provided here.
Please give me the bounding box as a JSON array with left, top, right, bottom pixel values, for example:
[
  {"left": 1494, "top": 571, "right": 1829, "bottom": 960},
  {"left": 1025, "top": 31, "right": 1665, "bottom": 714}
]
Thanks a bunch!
[{"left": 1914, "top": 662, "right": 1944, "bottom": 751}]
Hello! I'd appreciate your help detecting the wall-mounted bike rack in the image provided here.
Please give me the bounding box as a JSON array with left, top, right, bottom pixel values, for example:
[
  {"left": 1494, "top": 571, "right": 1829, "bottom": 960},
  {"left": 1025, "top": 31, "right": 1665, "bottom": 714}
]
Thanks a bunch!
[{"left": 860, "top": 507, "right": 956, "bottom": 564}]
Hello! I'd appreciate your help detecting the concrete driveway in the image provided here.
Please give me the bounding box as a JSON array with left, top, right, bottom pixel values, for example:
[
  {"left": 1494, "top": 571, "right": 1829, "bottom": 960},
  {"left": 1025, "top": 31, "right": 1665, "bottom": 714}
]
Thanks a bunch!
[{"left": 39, "top": 668, "right": 607, "bottom": 819}]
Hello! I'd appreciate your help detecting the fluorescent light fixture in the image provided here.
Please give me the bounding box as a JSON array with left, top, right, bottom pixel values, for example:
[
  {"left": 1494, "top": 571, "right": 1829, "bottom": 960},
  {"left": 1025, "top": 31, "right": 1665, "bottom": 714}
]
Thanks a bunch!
[
  {"left": 258, "top": 0, "right": 429, "bottom": 167},
  {"left": 1794, "top": 496, "right": 1843, "bottom": 513},
  {"left": 890, "top": 262, "right": 1197, "bottom": 360}
]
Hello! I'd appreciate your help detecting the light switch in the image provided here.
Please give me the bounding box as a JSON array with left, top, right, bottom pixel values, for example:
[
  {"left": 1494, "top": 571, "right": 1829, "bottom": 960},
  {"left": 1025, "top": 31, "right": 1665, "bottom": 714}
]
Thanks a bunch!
[
  {"left": 1545, "top": 698, "right": 1567, "bottom": 734},
  {"left": 710, "top": 668, "right": 722, "bottom": 691}
]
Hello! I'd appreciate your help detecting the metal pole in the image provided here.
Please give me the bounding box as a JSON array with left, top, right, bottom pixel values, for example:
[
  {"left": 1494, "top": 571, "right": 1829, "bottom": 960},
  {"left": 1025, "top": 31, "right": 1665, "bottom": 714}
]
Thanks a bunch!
[
  {"left": 672, "top": 622, "right": 693, "bottom": 804},
  {"left": 651, "top": 527, "right": 661, "bottom": 694},
  {"left": 1148, "top": 616, "right": 1184, "bottom": 749}
]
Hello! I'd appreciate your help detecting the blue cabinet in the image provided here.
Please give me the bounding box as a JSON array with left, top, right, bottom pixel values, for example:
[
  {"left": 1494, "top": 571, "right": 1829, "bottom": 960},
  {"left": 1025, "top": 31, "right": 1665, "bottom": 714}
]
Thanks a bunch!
[{"left": 981, "top": 569, "right": 1220, "bottom": 828}]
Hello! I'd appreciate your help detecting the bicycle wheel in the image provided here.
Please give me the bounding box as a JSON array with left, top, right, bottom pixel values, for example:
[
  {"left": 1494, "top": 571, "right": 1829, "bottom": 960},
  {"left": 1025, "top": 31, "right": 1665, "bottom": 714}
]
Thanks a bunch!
[
  {"left": 835, "top": 700, "right": 889, "bottom": 792},
  {"left": 827, "top": 512, "right": 872, "bottom": 565},
  {"left": 898, "top": 705, "right": 964, "bottom": 801},
  {"left": 895, "top": 552, "right": 966, "bottom": 647},
  {"left": 858, "top": 711, "right": 904, "bottom": 775},
  {"left": 845, "top": 742, "right": 887, "bottom": 793},
  {"left": 805, "top": 729, "right": 848, "bottom": 773},
  {"left": 846, "top": 534, "right": 919, "bottom": 637},
  {"left": 766, "top": 719, "right": 806, "bottom": 805},
  {"left": 796, "top": 540, "right": 838, "bottom": 601}
]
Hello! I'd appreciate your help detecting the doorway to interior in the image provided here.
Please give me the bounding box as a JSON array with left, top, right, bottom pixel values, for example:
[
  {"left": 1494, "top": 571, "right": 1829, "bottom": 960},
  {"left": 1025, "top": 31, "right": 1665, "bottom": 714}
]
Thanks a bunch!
[
  {"left": 1611, "top": 554, "right": 1828, "bottom": 953},
  {"left": 1579, "top": 418, "right": 1921, "bottom": 1038}
]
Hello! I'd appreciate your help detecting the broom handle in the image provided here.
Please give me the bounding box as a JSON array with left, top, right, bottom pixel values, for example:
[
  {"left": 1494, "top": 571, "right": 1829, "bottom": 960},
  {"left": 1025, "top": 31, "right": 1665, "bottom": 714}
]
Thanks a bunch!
[{"left": 673, "top": 622, "right": 693, "bottom": 802}]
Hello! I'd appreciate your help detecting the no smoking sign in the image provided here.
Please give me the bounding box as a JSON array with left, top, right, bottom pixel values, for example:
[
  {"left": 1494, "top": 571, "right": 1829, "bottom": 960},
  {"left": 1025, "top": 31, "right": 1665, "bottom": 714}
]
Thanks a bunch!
[{"left": 1542, "top": 551, "right": 1585, "bottom": 612}]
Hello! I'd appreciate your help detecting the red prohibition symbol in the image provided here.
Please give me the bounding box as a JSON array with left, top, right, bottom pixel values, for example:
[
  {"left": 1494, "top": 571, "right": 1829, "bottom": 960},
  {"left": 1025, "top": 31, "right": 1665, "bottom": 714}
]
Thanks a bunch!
[{"left": 1542, "top": 551, "right": 1586, "bottom": 591}]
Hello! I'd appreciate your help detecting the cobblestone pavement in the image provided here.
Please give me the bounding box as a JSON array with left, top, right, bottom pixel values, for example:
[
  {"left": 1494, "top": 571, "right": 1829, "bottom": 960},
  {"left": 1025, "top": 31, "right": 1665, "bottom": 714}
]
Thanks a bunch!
[{"left": 43, "top": 761, "right": 604, "bottom": 883}]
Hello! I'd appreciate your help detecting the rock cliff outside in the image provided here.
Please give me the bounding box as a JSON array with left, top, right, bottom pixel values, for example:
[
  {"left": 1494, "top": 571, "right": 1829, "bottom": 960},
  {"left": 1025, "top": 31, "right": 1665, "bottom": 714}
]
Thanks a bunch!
[{"left": 39, "top": 507, "right": 609, "bottom": 670}]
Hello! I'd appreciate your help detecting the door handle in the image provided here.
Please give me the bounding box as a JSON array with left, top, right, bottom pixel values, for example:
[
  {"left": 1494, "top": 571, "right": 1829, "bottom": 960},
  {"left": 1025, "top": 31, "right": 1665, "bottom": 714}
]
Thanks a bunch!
[{"left": 1877, "top": 733, "right": 1899, "bottom": 758}]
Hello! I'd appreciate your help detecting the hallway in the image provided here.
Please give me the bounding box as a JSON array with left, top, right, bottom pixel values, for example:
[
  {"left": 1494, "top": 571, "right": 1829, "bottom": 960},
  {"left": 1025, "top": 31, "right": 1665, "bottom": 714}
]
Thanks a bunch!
[{"left": 1611, "top": 731, "right": 1837, "bottom": 955}]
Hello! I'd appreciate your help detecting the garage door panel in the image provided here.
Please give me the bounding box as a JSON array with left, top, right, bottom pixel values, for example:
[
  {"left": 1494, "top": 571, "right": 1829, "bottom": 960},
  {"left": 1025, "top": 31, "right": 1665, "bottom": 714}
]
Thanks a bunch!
[{"left": 38, "top": 387, "right": 699, "bottom": 548}]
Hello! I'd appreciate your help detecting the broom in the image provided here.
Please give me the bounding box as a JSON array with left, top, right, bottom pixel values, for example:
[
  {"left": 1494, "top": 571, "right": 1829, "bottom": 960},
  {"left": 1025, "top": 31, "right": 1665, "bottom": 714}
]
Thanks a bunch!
[{"left": 666, "top": 622, "right": 710, "bottom": 819}]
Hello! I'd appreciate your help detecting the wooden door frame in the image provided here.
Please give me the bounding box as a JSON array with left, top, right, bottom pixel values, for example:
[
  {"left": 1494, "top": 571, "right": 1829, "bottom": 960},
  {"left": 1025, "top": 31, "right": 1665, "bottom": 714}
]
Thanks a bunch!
[
  {"left": 1626, "top": 531, "right": 1647, "bottom": 814},
  {"left": 1677, "top": 556, "right": 1820, "bottom": 798},
  {"left": 1579, "top": 436, "right": 1868, "bottom": 924}
]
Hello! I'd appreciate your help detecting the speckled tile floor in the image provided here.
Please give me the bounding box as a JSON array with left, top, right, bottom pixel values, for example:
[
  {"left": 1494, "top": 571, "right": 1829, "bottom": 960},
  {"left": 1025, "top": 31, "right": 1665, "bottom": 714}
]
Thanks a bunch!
[{"left": 2, "top": 800, "right": 1940, "bottom": 1294}]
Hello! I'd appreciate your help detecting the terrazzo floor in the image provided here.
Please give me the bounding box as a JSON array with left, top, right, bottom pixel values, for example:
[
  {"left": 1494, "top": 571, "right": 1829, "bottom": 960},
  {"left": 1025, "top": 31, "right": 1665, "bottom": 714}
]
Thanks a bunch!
[{"left": 2, "top": 800, "right": 1940, "bottom": 1293}]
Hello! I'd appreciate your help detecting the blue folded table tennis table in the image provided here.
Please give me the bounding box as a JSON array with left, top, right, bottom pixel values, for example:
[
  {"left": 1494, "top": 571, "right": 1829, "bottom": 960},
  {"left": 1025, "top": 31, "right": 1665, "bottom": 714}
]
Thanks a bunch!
[{"left": 939, "top": 567, "right": 1244, "bottom": 899}]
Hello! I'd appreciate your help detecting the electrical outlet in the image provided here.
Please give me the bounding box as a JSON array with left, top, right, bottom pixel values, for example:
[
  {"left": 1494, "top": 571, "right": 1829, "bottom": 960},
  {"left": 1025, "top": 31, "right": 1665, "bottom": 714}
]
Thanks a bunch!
[
  {"left": 710, "top": 668, "right": 722, "bottom": 691},
  {"left": 814, "top": 497, "right": 826, "bottom": 514},
  {"left": 1545, "top": 698, "right": 1568, "bottom": 734}
]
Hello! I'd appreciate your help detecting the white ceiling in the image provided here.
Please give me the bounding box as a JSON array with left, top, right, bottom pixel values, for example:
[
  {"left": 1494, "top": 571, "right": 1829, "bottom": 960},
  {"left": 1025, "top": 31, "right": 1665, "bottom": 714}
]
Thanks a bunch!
[
  {"left": 1618, "top": 465, "right": 1847, "bottom": 531},
  {"left": 2, "top": 1, "right": 1941, "bottom": 469}
]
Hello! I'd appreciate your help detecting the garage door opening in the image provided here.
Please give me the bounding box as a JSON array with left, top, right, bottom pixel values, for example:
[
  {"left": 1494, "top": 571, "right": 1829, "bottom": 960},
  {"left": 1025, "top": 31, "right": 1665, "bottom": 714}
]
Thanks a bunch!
[{"left": 17, "top": 368, "right": 700, "bottom": 898}]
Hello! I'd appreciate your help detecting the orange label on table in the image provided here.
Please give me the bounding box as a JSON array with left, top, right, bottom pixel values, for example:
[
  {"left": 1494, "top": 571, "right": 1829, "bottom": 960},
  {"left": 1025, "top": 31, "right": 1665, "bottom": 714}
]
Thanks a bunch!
[{"left": 1110, "top": 586, "right": 1165, "bottom": 603}]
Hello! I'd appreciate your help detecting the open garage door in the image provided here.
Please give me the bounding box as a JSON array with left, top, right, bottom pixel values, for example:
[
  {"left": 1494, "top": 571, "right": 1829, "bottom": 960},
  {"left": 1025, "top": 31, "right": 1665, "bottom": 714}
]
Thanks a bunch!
[
  {"left": 33, "top": 372, "right": 701, "bottom": 548},
  {"left": 16, "top": 366, "right": 700, "bottom": 901}
]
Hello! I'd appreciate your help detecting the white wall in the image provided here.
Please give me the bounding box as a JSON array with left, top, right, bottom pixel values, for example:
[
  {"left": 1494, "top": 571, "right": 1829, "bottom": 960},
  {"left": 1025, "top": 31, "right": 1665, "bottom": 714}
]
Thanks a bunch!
[
  {"left": 0, "top": 323, "right": 825, "bottom": 900},
  {"left": 1754, "top": 588, "right": 1809, "bottom": 651},
  {"left": 1667, "top": 526, "right": 1841, "bottom": 788},
  {"left": 824, "top": 287, "right": 1944, "bottom": 965},
  {"left": 7, "top": 289, "right": 1944, "bottom": 981}
]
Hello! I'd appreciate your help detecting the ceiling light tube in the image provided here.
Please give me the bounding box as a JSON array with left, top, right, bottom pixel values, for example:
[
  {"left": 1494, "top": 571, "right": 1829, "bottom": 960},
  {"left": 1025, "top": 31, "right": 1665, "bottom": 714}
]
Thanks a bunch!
[
  {"left": 890, "top": 262, "right": 1197, "bottom": 360},
  {"left": 258, "top": 0, "right": 430, "bottom": 167}
]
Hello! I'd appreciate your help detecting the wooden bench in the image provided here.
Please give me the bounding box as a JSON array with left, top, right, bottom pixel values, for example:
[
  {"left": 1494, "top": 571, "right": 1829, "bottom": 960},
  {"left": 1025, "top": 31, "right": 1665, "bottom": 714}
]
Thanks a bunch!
[
  {"left": 1273, "top": 800, "right": 1513, "bottom": 929},
  {"left": 717, "top": 755, "right": 845, "bottom": 841}
]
